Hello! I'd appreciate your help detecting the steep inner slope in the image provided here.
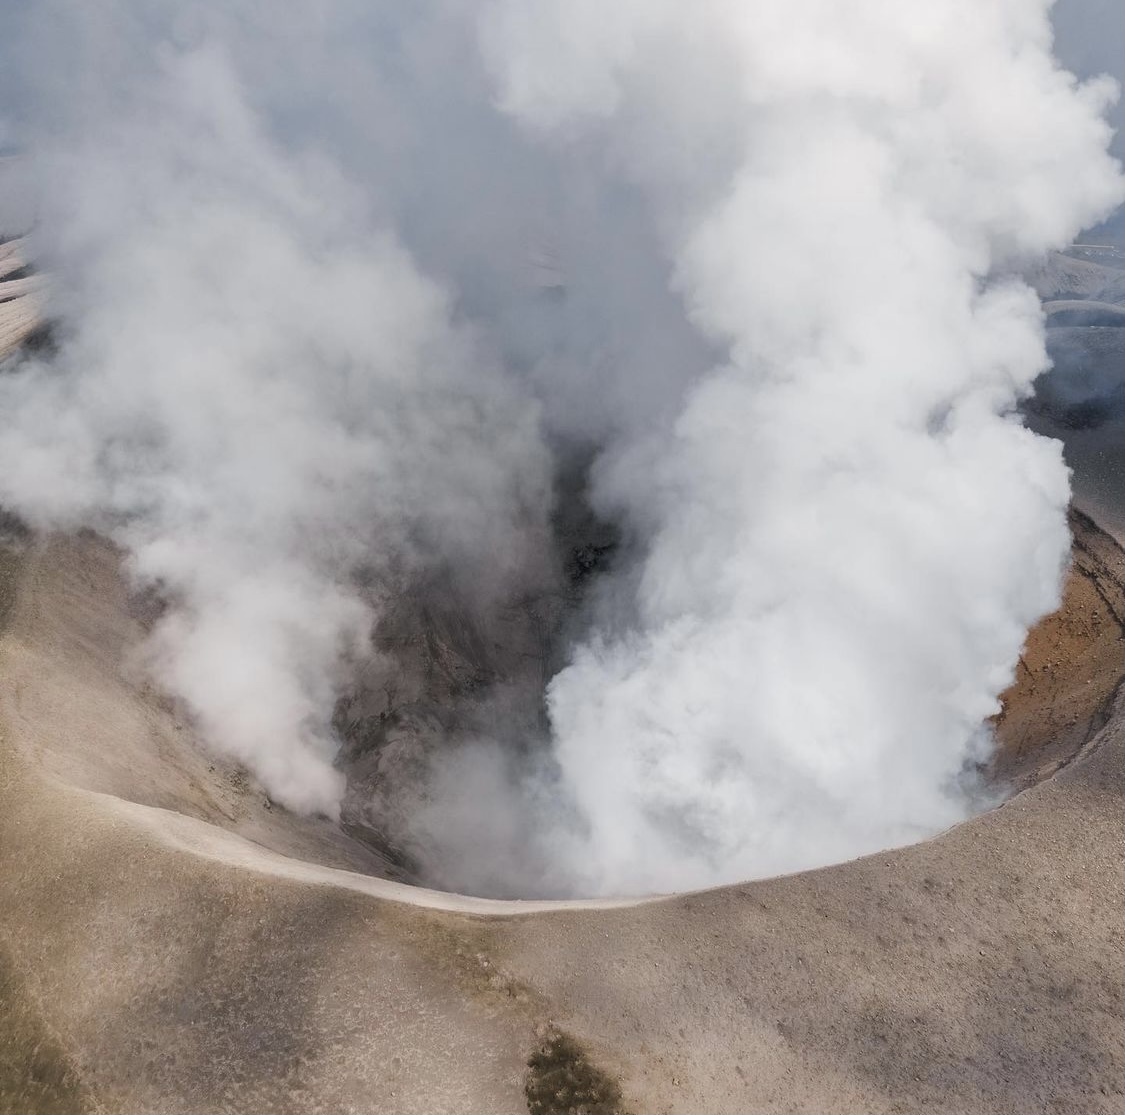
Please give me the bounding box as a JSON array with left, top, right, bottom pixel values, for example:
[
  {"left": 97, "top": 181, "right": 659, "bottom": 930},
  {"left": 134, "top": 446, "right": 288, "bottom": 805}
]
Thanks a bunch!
[
  {"left": 1, "top": 504, "right": 1121, "bottom": 897},
  {"left": 992, "top": 508, "right": 1125, "bottom": 789},
  {"left": 0, "top": 525, "right": 1121, "bottom": 1114}
]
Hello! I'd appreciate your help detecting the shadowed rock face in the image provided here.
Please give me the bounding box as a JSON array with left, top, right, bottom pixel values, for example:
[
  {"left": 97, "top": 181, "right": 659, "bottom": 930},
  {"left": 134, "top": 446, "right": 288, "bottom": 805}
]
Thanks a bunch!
[
  {"left": 0, "top": 237, "right": 46, "bottom": 359},
  {"left": 332, "top": 458, "right": 619, "bottom": 882}
]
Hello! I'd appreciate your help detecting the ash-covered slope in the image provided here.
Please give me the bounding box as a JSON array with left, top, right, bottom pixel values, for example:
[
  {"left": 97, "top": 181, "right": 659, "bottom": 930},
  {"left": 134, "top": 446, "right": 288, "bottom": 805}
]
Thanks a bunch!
[
  {"left": 4, "top": 504, "right": 1120, "bottom": 894},
  {"left": 0, "top": 511, "right": 1122, "bottom": 1114},
  {"left": 0, "top": 237, "right": 43, "bottom": 359}
]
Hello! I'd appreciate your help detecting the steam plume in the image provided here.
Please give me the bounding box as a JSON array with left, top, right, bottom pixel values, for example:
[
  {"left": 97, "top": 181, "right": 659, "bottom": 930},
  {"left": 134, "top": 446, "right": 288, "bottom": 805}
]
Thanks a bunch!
[{"left": 0, "top": 1, "right": 1120, "bottom": 893}]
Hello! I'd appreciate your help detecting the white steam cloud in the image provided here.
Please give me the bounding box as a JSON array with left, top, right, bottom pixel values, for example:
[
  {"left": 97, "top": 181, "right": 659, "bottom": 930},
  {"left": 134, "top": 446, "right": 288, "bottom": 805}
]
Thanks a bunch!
[{"left": 0, "top": 1, "right": 1120, "bottom": 894}]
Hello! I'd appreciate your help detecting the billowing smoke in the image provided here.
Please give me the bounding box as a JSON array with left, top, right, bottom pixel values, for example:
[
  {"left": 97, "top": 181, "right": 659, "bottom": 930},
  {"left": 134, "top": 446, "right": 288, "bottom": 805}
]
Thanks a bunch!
[{"left": 0, "top": 1, "right": 1119, "bottom": 895}]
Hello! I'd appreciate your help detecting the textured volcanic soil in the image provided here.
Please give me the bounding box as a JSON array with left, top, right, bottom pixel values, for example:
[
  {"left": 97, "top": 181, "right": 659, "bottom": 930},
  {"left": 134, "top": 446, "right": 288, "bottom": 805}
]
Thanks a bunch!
[
  {"left": 992, "top": 507, "right": 1125, "bottom": 790},
  {"left": 0, "top": 508, "right": 1122, "bottom": 1113}
]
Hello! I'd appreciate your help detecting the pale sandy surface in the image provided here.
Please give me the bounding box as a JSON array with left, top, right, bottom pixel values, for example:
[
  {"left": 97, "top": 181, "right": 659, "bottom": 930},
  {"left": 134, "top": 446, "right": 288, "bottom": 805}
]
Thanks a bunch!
[{"left": 1, "top": 523, "right": 1122, "bottom": 1114}]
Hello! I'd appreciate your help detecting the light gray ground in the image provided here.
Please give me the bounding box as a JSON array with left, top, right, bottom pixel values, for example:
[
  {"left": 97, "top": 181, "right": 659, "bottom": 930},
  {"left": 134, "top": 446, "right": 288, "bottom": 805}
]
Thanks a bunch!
[{"left": 0, "top": 518, "right": 1121, "bottom": 1114}]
